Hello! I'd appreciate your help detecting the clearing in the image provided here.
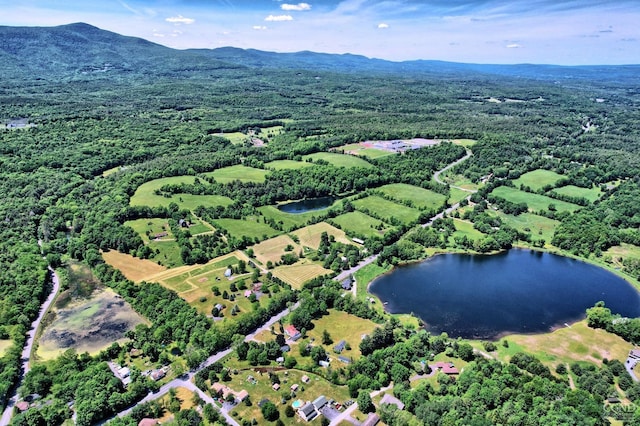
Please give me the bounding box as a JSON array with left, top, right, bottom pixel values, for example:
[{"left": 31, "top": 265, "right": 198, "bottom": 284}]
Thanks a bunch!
[
  {"left": 302, "top": 152, "right": 375, "bottom": 168},
  {"left": 206, "top": 165, "right": 269, "bottom": 184},
  {"left": 214, "top": 218, "right": 280, "bottom": 240},
  {"left": 305, "top": 309, "right": 379, "bottom": 360},
  {"left": 353, "top": 195, "right": 422, "bottom": 224},
  {"left": 130, "top": 175, "right": 234, "bottom": 210},
  {"left": 271, "top": 261, "right": 333, "bottom": 289},
  {"left": 330, "top": 211, "right": 390, "bottom": 239},
  {"left": 513, "top": 169, "right": 565, "bottom": 191},
  {"left": 292, "top": 222, "right": 352, "bottom": 250},
  {"left": 377, "top": 183, "right": 447, "bottom": 211},
  {"left": 491, "top": 186, "right": 580, "bottom": 213},
  {"left": 551, "top": 185, "right": 602, "bottom": 203},
  {"left": 251, "top": 234, "right": 303, "bottom": 265},
  {"left": 102, "top": 250, "right": 167, "bottom": 282},
  {"left": 494, "top": 211, "right": 560, "bottom": 244},
  {"left": 264, "top": 159, "right": 316, "bottom": 170}
]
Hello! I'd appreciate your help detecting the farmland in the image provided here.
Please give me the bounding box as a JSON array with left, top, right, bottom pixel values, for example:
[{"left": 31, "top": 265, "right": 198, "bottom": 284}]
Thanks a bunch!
[
  {"left": 551, "top": 185, "right": 602, "bottom": 203},
  {"left": 251, "top": 234, "right": 302, "bottom": 265},
  {"left": 302, "top": 152, "right": 375, "bottom": 168},
  {"left": 494, "top": 211, "right": 560, "bottom": 244},
  {"left": 264, "top": 159, "right": 315, "bottom": 170},
  {"left": 513, "top": 169, "right": 564, "bottom": 191},
  {"left": 102, "top": 250, "right": 167, "bottom": 282},
  {"left": 205, "top": 165, "right": 269, "bottom": 183},
  {"left": 377, "top": 183, "right": 447, "bottom": 210},
  {"left": 258, "top": 205, "right": 330, "bottom": 231},
  {"left": 292, "top": 222, "right": 352, "bottom": 249},
  {"left": 491, "top": 186, "right": 581, "bottom": 213},
  {"left": 130, "top": 175, "right": 234, "bottom": 210},
  {"left": 271, "top": 262, "right": 333, "bottom": 289},
  {"left": 334, "top": 142, "right": 394, "bottom": 159},
  {"left": 353, "top": 195, "right": 422, "bottom": 224},
  {"left": 214, "top": 218, "right": 280, "bottom": 240},
  {"left": 330, "top": 211, "right": 390, "bottom": 238}
]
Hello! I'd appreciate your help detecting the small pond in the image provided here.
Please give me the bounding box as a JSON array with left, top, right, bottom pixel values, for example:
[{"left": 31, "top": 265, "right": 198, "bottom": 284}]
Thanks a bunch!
[
  {"left": 369, "top": 249, "right": 640, "bottom": 339},
  {"left": 277, "top": 196, "right": 336, "bottom": 214}
]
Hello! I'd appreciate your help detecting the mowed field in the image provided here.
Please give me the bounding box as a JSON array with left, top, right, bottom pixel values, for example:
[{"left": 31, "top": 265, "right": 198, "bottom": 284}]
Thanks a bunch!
[
  {"left": 302, "top": 152, "right": 375, "bottom": 168},
  {"left": 305, "top": 309, "right": 379, "bottom": 360},
  {"left": 272, "top": 261, "right": 333, "bottom": 289},
  {"left": 491, "top": 186, "right": 580, "bottom": 213},
  {"left": 130, "top": 175, "right": 234, "bottom": 210},
  {"left": 450, "top": 218, "right": 485, "bottom": 241},
  {"left": 292, "top": 222, "right": 352, "bottom": 249},
  {"left": 331, "top": 211, "right": 389, "bottom": 238},
  {"left": 264, "top": 159, "right": 316, "bottom": 170},
  {"left": 494, "top": 211, "right": 560, "bottom": 244},
  {"left": 257, "top": 205, "right": 319, "bottom": 231},
  {"left": 513, "top": 169, "right": 564, "bottom": 191},
  {"left": 102, "top": 250, "right": 167, "bottom": 282},
  {"left": 378, "top": 183, "right": 447, "bottom": 210},
  {"left": 336, "top": 142, "right": 394, "bottom": 159},
  {"left": 205, "top": 165, "right": 269, "bottom": 183},
  {"left": 353, "top": 195, "right": 422, "bottom": 224},
  {"left": 251, "top": 234, "right": 302, "bottom": 265},
  {"left": 551, "top": 185, "right": 602, "bottom": 203},
  {"left": 214, "top": 218, "right": 280, "bottom": 240}
]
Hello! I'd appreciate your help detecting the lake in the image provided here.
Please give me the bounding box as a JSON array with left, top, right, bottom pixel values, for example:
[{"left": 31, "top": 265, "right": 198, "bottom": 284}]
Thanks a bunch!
[
  {"left": 277, "top": 196, "right": 336, "bottom": 214},
  {"left": 369, "top": 249, "right": 640, "bottom": 339}
]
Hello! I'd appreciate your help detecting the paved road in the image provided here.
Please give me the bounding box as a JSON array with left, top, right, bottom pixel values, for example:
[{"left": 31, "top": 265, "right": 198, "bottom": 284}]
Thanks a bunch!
[
  {"left": 1, "top": 266, "right": 61, "bottom": 426},
  {"left": 433, "top": 148, "right": 473, "bottom": 190},
  {"left": 334, "top": 254, "right": 379, "bottom": 298}
]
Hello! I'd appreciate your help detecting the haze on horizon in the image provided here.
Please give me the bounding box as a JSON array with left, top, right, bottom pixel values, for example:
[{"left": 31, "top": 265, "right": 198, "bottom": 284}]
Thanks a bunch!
[{"left": 1, "top": 0, "right": 638, "bottom": 65}]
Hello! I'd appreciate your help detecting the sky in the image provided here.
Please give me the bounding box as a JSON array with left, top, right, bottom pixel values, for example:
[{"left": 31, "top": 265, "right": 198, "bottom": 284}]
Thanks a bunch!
[{"left": 1, "top": 0, "right": 639, "bottom": 65}]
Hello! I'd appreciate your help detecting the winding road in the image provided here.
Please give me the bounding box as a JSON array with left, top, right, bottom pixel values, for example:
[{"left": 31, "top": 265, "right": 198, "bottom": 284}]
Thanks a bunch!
[{"left": 1, "top": 266, "right": 61, "bottom": 426}]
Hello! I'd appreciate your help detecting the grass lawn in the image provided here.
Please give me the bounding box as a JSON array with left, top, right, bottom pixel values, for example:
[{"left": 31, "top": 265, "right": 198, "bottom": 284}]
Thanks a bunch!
[
  {"left": 130, "top": 176, "right": 234, "bottom": 210},
  {"left": 148, "top": 240, "right": 184, "bottom": 268},
  {"left": 102, "top": 250, "right": 167, "bottom": 282},
  {"left": 450, "top": 218, "right": 485, "bottom": 242},
  {"left": 377, "top": 183, "right": 447, "bottom": 210},
  {"left": 302, "top": 152, "right": 375, "bottom": 168},
  {"left": 604, "top": 243, "right": 640, "bottom": 271},
  {"left": 353, "top": 195, "right": 421, "bottom": 224},
  {"left": 494, "top": 211, "right": 560, "bottom": 244},
  {"left": 305, "top": 309, "right": 379, "bottom": 360},
  {"left": 251, "top": 234, "right": 302, "bottom": 266},
  {"left": 219, "top": 131, "right": 251, "bottom": 145},
  {"left": 214, "top": 218, "right": 280, "bottom": 240},
  {"left": 264, "top": 159, "right": 316, "bottom": 170},
  {"left": 125, "top": 218, "right": 172, "bottom": 242},
  {"left": 258, "top": 205, "right": 330, "bottom": 232},
  {"left": 513, "top": 169, "right": 565, "bottom": 191},
  {"left": 452, "top": 139, "right": 477, "bottom": 147},
  {"left": 491, "top": 320, "right": 633, "bottom": 367},
  {"left": 491, "top": 186, "right": 580, "bottom": 213},
  {"left": 354, "top": 262, "right": 392, "bottom": 302},
  {"left": 157, "top": 387, "right": 196, "bottom": 423},
  {"left": 336, "top": 143, "right": 394, "bottom": 159},
  {"left": 330, "top": 211, "right": 390, "bottom": 239},
  {"left": 551, "top": 185, "right": 602, "bottom": 203},
  {"left": 0, "top": 340, "right": 13, "bottom": 357},
  {"left": 206, "top": 165, "right": 269, "bottom": 184},
  {"left": 271, "top": 261, "right": 333, "bottom": 289},
  {"left": 292, "top": 222, "right": 352, "bottom": 250}
]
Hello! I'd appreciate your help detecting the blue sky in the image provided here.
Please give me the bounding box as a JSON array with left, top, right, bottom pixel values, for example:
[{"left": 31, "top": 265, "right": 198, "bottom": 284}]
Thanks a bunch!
[{"left": 1, "top": 0, "right": 638, "bottom": 64}]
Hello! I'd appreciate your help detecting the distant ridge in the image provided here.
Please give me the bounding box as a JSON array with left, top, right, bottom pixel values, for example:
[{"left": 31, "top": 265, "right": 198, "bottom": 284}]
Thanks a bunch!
[{"left": 0, "top": 23, "right": 638, "bottom": 83}]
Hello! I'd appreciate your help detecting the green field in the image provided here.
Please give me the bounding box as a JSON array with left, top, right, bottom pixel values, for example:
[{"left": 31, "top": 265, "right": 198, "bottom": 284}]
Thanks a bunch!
[
  {"left": 302, "top": 152, "right": 375, "bottom": 168},
  {"left": 264, "top": 159, "right": 315, "bottom": 170},
  {"left": 214, "top": 218, "right": 280, "bottom": 240},
  {"left": 258, "top": 201, "right": 342, "bottom": 232},
  {"left": 331, "top": 211, "right": 390, "bottom": 238},
  {"left": 494, "top": 211, "right": 560, "bottom": 244},
  {"left": 353, "top": 195, "right": 421, "bottom": 224},
  {"left": 551, "top": 185, "right": 602, "bottom": 203},
  {"left": 491, "top": 186, "right": 580, "bottom": 213},
  {"left": 378, "top": 183, "right": 447, "bottom": 210},
  {"left": 450, "top": 218, "right": 485, "bottom": 241},
  {"left": 513, "top": 169, "right": 564, "bottom": 191},
  {"left": 337, "top": 143, "right": 395, "bottom": 159},
  {"left": 130, "top": 175, "right": 234, "bottom": 210},
  {"left": 206, "top": 165, "right": 269, "bottom": 184},
  {"left": 125, "top": 218, "right": 172, "bottom": 241},
  {"left": 218, "top": 131, "right": 251, "bottom": 145},
  {"left": 305, "top": 309, "right": 379, "bottom": 359},
  {"left": 148, "top": 240, "right": 184, "bottom": 267}
]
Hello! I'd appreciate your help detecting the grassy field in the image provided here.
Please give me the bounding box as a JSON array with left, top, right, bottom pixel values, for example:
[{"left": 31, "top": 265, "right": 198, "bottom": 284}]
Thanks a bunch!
[
  {"left": 206, "top": 165, "right": 269, "bottom": 184},
  {"left": 450, "top": 218, "right": 485, "bottom": 241},
  {"left": 102, "top": 250, "right": 167, "bottom": 282},
  {"left": 130, "top": 175, "right": 234, "bottom": 210},
  {"left": 37, "top": 289, "right": 145, "bottom": 361},
  {"left": 258, "top": 205, "right": 330, "bottom": 232},
  {"left": 354, "top": 262, "right": 392, "bottom": 302},
  {"left": 377, "top": 183, "right": 447, "bottom": 210},
  {"left": 271, "top": 261, "right": 333, "bottom": 289},
  {"left": 218, "top": 131, "right": 250, "bottom": 145},
  {"left": 491, "top": 186, "right": 580, "bottom": 213},
  {"left": 604, "top": 243, "right": 640, "bottom": 270},
  {"left": 264, "top": 159, "right": 315, "bottom": 170},
  {"left": 452, "top": 139, "right": 477, "bottom": 147},
  {"left": 0, "top": 340, "right": 12, "bottom": 357},
  {"left": 292, "top": 222, "right": 352, "bottom": 250},
  {"left": 305, "top": 309, "right": 379, "bottom": 360},
  {"left": 214, "top": 218, "right": 280, "bottom": 240},
  {"left": 125, "top": 218, "right": 172, "bottom": 241},
  {"left": 251, "top": 234, "right": 302, "bottom": 265},
  {"left": 225, "top": 368, "right": 351, "bottom": 426},
  {"left": 331, "top": 211, "right": 390, "bottom": 238},
  {"left": 494, "top": 211, "right": 560, "bottom": 244},
  {"left": 148, "top": 240, "right": 184, "bottom": 268},
  {"left": 353, "top": 195, "right": 422, "bottom": 224},
  {"left": 302, "top": 152, "right": 375, "bottom": 168},
  {"left": 491, "top": 320, "right": 633, "bottom": 367},
  {"left": 513, "top": 169, "right": 564, "bottom": 191},
  {"left": 551, "top": 185, "right": 602, "bottom": 203},
  {"left": 336, "top": 143, "right": 394, "bottom": 159}
]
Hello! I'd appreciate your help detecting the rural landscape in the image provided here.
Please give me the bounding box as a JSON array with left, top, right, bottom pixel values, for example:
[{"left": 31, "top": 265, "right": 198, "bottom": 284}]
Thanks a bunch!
[{"left": 1, "top": 21, "right": 640, "bottom": 426}]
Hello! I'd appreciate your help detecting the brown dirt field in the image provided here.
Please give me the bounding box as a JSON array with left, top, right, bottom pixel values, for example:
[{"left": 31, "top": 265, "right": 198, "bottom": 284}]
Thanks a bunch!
[
  {"left": 102, "top": 250, "right": 166, "bottom": 282},
  {"left": 292, "top": 222, "right": 351, "bottom": 250},
  {"left": 272, "top": 261, "right": 333, "bottom": 289},
  {"left": 251, "top": 234, "right": 302, "bottom": 265}
]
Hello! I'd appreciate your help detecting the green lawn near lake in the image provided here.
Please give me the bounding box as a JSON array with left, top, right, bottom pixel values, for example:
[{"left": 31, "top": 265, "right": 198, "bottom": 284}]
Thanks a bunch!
[
  {"left": 302, "top": 152, "right": 375, "bottom": 168},
  {"left": 330, "top": 211, "right": 391, "bottom": 238},
  {"left": 214, "top": 218, "right": 280, "bottom": 240},
  {"left": 513, "top": 169, "right": 564, "bottom": 191},
  {"left": 264, "top": 159, "right": 315, "bottom": 170},
  {"left": 205, "top": 165, "right": 269, "bottom": 183},
  {"left": 378, "top": 183, "right": 447, "bottom": 210},
  {"left": 450, "top": 218, "right": 485, "bottom": 241},
  {"left": 550, "top": 185, "right": 602, "bottom": 203},
  {"left": 491, "top": 186, "right": 580, "bottom": 213},
  {"left": 354, "top": 262, "right": 392, "bottom": 302},
  {"left": 494, "top": 211, "right": 560, "bottom": 244},
  {"left": 352, "top": 195, "right": 422, "bottom": 224},
  {"left": 305, "top": 309, "right": 379, "bottom": 360},
  {"left": 258, "top": 203, "right": 340, "bottom": 232}
]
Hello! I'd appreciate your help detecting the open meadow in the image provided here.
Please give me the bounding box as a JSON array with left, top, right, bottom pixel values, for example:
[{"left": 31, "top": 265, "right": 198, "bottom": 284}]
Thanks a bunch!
[
  {"left": 551, "top": 185, "right": 602, "bottom": 203},
  {"left": 130, "top": 175, "right": 234, "bottom": 210},
  {"left": 450, "top": 218, "right": 485, "bottom": 241},
  {"left": 102, "top": 250, "right": 167, "bottom": 282},
  {"left": 330, "top": 211, "right": 390, "bottom": 238},
  {"left": 205, "top": 165, "right": 269, "bottom": 183},
  {"left": 258, "top": 205, "right": 328, "bottom": 232},
  {"left": 491, "top": 186, "right": 581, "bottom": 213},
  {"left": 251, "top": 234, "right": 303, "bottom": 265},
  {"left": 292, "top": 222, "right": 352, "bottom": 249},
  {"left": 264, "top": 159, "right": 315, "bottom": 170},
  {"left": 377, "top": 183, "right": 447, "bottom": 210},
  {"left": 513, "top": 169, "right": 564, "bottom": 191},
  {"left": 353, "top": 195, "right": 422, "bottom": 224},
  {"left": 302, "top": 152, "right": 375, "bottom": 168},
  {"left": 334, "top": 142, "right": 394, "bottom": 159},
  {"left": 214, "top": 217, "right": 280, "bottom": 240},
  {"left": 494, "top": 211, "right": 560, "bottom": 244},
  {"left": 271, "top": 261, "right": 333, "bottom": 289}
]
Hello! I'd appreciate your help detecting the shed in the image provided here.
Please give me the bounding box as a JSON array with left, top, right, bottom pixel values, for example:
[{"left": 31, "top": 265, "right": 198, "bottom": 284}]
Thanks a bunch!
[
  {"left": 298, "top": 402, "right": 318, "bottom": 422},
  {"left": 313, "top": 395, "right": 328, "bottom": 410},
  {"left": 333, "top": 340, "right": 347, "bottom": 353}
]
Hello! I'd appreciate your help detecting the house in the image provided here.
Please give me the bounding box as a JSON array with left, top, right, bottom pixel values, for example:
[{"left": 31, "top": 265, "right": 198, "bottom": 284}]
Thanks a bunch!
[
  {"left": 276, "top": 356, "right": 285, "bottom": 364},
  {"left": 235, "top": 390, "right": 249, "bottom": 402},
  {"left": 138, "top": 419, "right": 159, "bottom": 426},
  {"left": 352, "top": 237, "right": 365, "bottom": 245},
  {"left": 362, "top": 413, "right": 381, "bottom": 426},
  {"left": 630, "top": 349, "right": 640, "bottom": 359},
  {"left": 150, "top": 369, "right": 166, "bottom": 381},
  {"left": 117, "top": 366, "right": 130, "bottom": 378},
  {"left": 338, "top": 355, "right": 352, "bottom": 364},
  {"left": 298, "top": 402, "right": 318, "bottom": 422},
  {"left": 244, "top": 290, "right": 252, "bottom": 297},
  {"left": 153, "top": 232, "right": 168, "bottom": 239},
  {"left": 214, "top": 303, "right": 224, "bottom": 311},
  {"left": 301, "top": 375, "right": 310, "bottom": 383},
  {"left": 313, "top": 395, "right": 328, "bottom": 410},
  {"left": 15, "top": 401, "right": 29, "bottom": 412},
  {"left": 333, "top": 340, "right": 347, "bottom": 353},
  {"left": 280, "top": 345, "right": 290, "bottom": 353},
  {"left": 290, "top": 384, "right": 299, "bottom": 392},
  {"left": 432, "top": 362, "right": 459, "bottom": 375},
  {"left": 272, "top": 383, "right": 281, "bottom": 391},
  {"left": 380, "top": 393, "right": 405, "bottom": 410},
  {"left": 319, "top": 360, "right": 330, "bottom": 368},
  {"left": 224, "top": 268, "right": 232, "bottom": 277},
  {"left": 284, "top": 325, "right": 301, "bottom": 341},
  {"left": 341, "top": 278, "right": 352, "bottom": 290}
]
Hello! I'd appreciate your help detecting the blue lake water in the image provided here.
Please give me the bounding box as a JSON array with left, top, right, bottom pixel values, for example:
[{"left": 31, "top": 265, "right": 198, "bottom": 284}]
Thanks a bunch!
[
  {"left": 369, "top": 249, "right": 640, "bottom": 339},
  {"left": 276, "top": 196, "right": 336, "bottom": 214}
]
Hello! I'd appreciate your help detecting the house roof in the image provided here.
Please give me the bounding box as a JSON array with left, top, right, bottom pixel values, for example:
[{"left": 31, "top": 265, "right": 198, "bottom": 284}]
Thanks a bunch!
[
  {"left": 285, "top": 325, "right": 300, "bottom": 336},
  {"left": 432, "top": 361, "right": 459, "bottom": 374},
  {"left": 334, "top": 340, "right": 347, "bottom": 352},
  {"left": 338, "top": 355, "right": 352, "bottom": 364},
  {"left": 138, "top": 419, "right": 158, "bottom": 426},
  {"left": 380, "top": 393, "right": 405, "bottom": 410},
  {"left": 299, "top": 402, "right": 317, "bottom": 420},
  {"left": 236, "top": 390, "right": 249, "bottom": 401},
  {"left": 313, "top": 395, "right": 328, "bottom": 409},
  {"left": 361, "top": 413, "right": 380, "bottom": 426},
  {"left": 301, "top": 374, "right": 310, "bottom": 382}
]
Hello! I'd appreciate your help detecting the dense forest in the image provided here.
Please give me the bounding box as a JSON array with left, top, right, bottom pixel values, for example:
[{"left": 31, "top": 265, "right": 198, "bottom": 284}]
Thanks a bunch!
[{"left": 1, "top": 23, "right": 640, "bottom": 425}]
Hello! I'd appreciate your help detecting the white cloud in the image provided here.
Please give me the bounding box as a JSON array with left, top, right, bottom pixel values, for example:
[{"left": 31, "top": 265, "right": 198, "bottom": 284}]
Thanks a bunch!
[
  {"left": 506, "top": 43, "right": 521, "bottom": 48},
  {"left": 253, "top": 26, "right": 268, "bottom": 30},
  {"left": 153, "top": 33, "right": 165, "bottom": 37},
  {"left": 166, "top": 15, "right": 195, "bottom": 24},
  {"left": 281, "top": 3, "right": 311, "bottom": 11},
  {"left": 265, "top": 14, "right": 294, "bottom": 21},
  {"left": 378, "top": 23, "right": 389, "bottom": 29}
]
